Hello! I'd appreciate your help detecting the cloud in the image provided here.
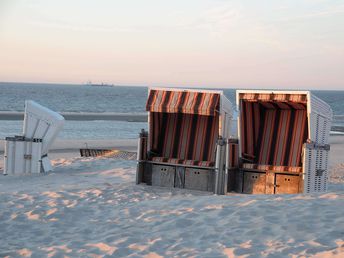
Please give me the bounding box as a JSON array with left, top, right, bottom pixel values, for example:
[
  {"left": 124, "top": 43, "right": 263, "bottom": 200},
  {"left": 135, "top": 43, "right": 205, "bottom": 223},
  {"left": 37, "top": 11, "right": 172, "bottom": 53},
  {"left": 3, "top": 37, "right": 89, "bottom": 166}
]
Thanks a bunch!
[
  {"left": 30, "top": 19, "right": 137, "bottom": 33},
  {"left": 276, "top": 4, "right": 344, "bottom": 22}
]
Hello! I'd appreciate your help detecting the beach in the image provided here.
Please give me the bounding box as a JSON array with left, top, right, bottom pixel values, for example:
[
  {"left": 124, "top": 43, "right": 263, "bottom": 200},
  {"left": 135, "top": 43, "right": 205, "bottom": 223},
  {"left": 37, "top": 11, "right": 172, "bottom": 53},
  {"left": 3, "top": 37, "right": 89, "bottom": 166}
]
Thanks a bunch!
[
  {"left": 1, "top": 0, "right": 344, "bottom": 255},
  {"left": 0, "top": 84, "right": 343, "bottom": 257},
  {"left": 0, "top": 135, "right": 343, "bottom": 257}
]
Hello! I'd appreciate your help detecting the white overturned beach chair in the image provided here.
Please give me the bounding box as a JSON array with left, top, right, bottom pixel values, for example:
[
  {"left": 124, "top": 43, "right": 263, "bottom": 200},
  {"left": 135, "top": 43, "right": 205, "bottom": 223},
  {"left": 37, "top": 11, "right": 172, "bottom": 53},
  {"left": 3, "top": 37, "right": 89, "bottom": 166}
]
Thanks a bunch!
[{"left": 4, "top": 100, "right": 65, "bottom": 175}]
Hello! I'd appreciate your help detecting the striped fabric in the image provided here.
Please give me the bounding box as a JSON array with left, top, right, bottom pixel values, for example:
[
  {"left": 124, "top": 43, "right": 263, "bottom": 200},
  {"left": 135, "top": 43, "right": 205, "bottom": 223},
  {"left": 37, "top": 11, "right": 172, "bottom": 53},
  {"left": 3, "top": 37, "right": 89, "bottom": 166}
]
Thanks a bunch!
[
  {"left": 146, "top": 89, "right": 220, "bottom": 116},
  {"left": 242, "top": 163, "right": 302, "bottom": 173},
  {"left": 239, "top": 93, "right": 307, "bottom": 104},
  {"left": 240, "top": 100, "right": 308, "bottom": 168},
  {"left": 240, "top": 101, "right": 261, "bottom": 161},
  {"left": 227, "top": 139, "right": 239, "bottom": 168},
  {"left": 151, "top": 157, "right": 215, "bottom": 167},
  {"left": 149, "top": 112, "right": 219, "bottom": 165}
]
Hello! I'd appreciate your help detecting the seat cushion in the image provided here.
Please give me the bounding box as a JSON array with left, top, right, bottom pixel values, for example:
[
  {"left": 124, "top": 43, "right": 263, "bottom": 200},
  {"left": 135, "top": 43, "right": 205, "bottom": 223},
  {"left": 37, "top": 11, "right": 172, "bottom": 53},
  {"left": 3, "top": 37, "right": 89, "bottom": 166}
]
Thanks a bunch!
[
  {"left": 150, "top": 157, "right": 215, "bottom": 168},
  {"left": 242, "top": 163, "right": 302, "bottom": 173}
]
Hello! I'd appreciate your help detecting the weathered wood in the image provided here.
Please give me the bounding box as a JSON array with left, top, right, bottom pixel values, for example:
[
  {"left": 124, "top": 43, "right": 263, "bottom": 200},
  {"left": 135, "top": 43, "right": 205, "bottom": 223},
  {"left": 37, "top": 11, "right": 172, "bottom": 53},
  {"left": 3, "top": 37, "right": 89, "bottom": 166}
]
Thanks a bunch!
[
  {"left": 143, "top": 163, "right": 152, "bottom": 185},
  {"left": 151, "top": 164, "right": 175, "bottom": 187},
  {"left": 275, "top": 174, "right": 300, "bottom": 194},
  {"left": 298, "top": 176, "right": 304, "bottom": 193},
  {"left": 185, "top": 168, "right": 213, "bottom": 191},
  {"left": 235, "top": 170, "right": 243, "bottom": 193},
  {"left": 243, "top": 171, "right": 266, "bottom": 194},
  {"left": 136, "top": 162, "right": 144, "bottom": 184},
  {"left": 227, "top": 168, "right": 237, "bottom": 192},
  {"left": 265, "top": 171, "right": 275, "bottom": 194},
  {"left": 174, "top": 166, "right": 185, "bottom": 188},
  {"left": 207, "top": 171, "right": 215, "bottom": 192}
]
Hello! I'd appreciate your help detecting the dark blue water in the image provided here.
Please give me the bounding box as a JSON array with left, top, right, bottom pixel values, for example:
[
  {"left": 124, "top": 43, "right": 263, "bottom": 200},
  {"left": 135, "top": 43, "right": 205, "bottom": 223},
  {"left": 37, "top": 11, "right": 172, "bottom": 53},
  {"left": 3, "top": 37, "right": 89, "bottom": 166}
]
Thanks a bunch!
[
  {"left": 1, "top": 82, "right": 343, "bottom": 114},
  {"left": 0, "top": 82, "right": 343, "bottom": 139}
]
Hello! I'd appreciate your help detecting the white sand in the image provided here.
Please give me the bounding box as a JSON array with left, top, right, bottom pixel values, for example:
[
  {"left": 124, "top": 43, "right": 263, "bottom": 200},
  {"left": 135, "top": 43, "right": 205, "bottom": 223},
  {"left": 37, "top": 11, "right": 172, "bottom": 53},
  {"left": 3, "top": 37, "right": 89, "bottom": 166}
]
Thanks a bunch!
[{"left": 0, "top": 136, "right": 343, "bottom": 257}]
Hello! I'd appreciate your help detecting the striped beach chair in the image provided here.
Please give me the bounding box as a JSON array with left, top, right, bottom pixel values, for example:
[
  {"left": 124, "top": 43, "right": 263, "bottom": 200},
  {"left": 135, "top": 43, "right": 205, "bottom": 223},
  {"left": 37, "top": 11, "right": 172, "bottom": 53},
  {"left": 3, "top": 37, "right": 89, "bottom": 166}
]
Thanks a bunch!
[
  {"left": 137, "top": 87, "right": 233, "bottom": 194},
  {"left": 236, "top": 91, "right": 332, "bottom": 194}
]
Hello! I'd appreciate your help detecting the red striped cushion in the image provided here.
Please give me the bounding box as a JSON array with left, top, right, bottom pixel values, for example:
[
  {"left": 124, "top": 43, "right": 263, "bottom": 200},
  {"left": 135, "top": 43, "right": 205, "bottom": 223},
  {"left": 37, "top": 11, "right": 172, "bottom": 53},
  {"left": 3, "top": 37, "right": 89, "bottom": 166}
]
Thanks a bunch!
[
  {"left": 151, "top": 157, "right": 215, "bottom": 167},
  {"left": 239, "top": 93, "right": 307, "bottom": 104},
  {"left": 242, "top": 163, "right": 302, "bottom": 173}
]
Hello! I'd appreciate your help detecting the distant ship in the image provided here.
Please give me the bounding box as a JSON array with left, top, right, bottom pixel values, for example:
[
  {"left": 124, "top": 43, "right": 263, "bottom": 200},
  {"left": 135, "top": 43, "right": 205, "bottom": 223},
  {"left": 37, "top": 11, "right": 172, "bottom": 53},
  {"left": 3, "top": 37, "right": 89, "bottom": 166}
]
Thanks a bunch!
[{"left": 85, "top": 81, "right": 114, "bottom": 87}]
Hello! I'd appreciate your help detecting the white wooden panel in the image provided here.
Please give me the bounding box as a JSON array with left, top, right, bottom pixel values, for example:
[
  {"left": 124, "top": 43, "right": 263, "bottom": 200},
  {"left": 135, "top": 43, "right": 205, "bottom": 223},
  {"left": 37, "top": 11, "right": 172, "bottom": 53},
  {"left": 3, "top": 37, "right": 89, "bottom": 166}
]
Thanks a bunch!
[
  {"left": 31, "top": 141, "right": 42, "bottom": 174},
  {"left": 24, "top": 141, "right": 32, "bottom": 174},
  {"left": 14, "top": 141, "right": 25, "bottom": 174},
  {"left": 23, "top": 100, "right": 64, "bottom": 155},
  {"left": 33, "top": 120, "right": 49, "bottom": 139},
  {"left": 23, "top": 114, "right": 39, "bottom": 139},
  {"left": 4, "top": 139, "right": 42, "bottom": 175},
  {"left": 4, "top": 140, "right": 15, "bottom": 175},
  {"left": 42, "top": 157, "right": 52, "bottom": 172},
  {"left": 303, "top": 145, "right": 329, "bottom": 193}
]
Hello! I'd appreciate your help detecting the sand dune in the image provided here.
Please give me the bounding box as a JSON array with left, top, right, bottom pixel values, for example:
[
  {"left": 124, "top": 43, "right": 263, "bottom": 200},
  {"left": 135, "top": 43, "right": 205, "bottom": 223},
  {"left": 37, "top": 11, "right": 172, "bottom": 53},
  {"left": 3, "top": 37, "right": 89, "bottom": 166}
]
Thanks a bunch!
[{"left": 0, "top": 155, "right": 343, "bottom": 257}]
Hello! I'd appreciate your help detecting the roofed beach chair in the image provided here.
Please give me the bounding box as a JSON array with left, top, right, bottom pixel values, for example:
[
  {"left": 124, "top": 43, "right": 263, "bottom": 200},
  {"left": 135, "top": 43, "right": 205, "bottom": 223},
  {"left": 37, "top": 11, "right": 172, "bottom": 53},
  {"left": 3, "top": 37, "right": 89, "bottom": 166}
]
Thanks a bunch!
[
  {"left": 4, "top": 100, "right": 65, "bottom": 175},
  {"left": 232, "top": 90, "right": 332, "bottom": 194},
  {"left": 136, "top": 87, "right": 234, "bottom": 194}
]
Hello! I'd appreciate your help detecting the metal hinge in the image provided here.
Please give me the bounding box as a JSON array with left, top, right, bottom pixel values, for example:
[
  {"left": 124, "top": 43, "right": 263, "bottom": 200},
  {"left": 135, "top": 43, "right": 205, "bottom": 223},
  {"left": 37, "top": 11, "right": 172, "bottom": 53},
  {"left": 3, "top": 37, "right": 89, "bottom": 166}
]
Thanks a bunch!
[{"left": 316, "top": 169, "right": 325, "bottom": 176}]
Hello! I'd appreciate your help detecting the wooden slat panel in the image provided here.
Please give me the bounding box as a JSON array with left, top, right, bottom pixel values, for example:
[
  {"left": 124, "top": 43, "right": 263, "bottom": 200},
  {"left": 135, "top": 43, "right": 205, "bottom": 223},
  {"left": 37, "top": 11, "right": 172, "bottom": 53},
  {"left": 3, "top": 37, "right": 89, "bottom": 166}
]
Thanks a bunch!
[
  {"left": 275, "top": 174, "right": 300, "bottom": 194},
  {"left": 227, "top": 169, "right": 237, "bottom": 192},
  {"left": 235, "top": 170, "right": 243, "bottom": 193},
  {"left": 243, "top": 172, "right": 266, "bottom": 194},
  {"left": 265, "top": 171, "right": 275, "bottom": 194},
  {"left": 151, "top": 165, "right": 175, "bottom": 187},
  {"left": 185, "top": 168, "right": 213, "bottom": 191},
  {"left": 174, "top": 166, "right": 185, "bottom": 188}
]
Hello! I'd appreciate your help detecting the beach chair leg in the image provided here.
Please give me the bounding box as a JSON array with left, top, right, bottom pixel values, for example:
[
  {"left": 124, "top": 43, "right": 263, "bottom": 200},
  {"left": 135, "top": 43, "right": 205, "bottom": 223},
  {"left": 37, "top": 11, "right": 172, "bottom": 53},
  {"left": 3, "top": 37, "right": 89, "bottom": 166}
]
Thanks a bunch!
[{"left": 136, "top": 162, "right": 144, "bottom": 184}]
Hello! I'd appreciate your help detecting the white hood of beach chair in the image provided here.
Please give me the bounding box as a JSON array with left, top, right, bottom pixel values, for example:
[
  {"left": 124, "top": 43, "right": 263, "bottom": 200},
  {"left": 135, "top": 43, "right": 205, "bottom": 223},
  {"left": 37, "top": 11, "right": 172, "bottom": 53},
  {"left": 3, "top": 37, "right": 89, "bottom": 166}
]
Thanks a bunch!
[{"left": 23, "top": 100, "right": 65, "bottom": 155}]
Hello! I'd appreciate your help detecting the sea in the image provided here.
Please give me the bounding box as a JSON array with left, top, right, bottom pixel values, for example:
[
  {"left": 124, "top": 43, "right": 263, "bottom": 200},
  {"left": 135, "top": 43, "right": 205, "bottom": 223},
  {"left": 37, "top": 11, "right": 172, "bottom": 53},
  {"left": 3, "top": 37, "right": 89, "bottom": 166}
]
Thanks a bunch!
[{"left": 0, "top": 82, "right": 343, "bottom": 140}]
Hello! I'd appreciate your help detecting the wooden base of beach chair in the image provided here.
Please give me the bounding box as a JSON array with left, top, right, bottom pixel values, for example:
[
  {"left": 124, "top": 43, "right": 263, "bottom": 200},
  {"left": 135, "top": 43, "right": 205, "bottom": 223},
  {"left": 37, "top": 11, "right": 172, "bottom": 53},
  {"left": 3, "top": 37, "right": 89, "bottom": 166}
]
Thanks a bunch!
[
  {"left": 140, "top": 163, "right": 215, "bottom": 192},
  {"left": 152, "top": 164, "right": 176, "bottom": 187},
  {"left": 185, "top": 168, "right": 214, "bottom": 192},
  {"left": 227, "top": 168, "right": 238, "bottom": 192},
  {"left": 235, "top": 169, "right": 303, "bottom": 194},
  {"left": 243, "top": 171, "right": 267, "bottom": 194}
]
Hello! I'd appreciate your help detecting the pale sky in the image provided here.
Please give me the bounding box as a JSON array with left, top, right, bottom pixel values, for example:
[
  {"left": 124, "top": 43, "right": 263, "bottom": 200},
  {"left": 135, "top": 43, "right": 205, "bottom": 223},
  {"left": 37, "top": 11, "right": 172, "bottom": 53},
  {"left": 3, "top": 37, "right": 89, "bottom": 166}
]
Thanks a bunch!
[{"left": 0, "top": 0, "right": 343, "bottom": 89}]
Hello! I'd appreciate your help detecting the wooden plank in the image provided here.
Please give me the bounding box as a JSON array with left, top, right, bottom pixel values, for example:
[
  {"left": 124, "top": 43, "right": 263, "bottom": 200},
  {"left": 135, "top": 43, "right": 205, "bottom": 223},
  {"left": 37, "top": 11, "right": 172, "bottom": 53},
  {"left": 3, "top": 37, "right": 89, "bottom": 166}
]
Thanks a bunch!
[
  {"left": 143, "top": 163, "right": 152, "bottom": 185},
  {"left": 208, "top": 171, "right": 215, "bottom": 192},
  {"left": 185, "top": 168, "right": 211, "bottom": 191},
  {"left": 151, "top": 164, "right": 175, "bottom": 187},
  {"left": 265, "top": 171, "right": 275, "bottom": 194},
  {"left": 298, "top": 176, "right": 304, "bottom": 193},
  {"left": 235, "top": 170, "right": 243, "bottom": 193},
  {"left": 174, "top": 166, "right": 185, "bottom": 188},
  {"left": 243, "top": 171, "right": 266, "bottom": 194},
  {"left": 136, "top": 162, "right": 144, "bottom": 184},
  {"left": 275, "top": 174, "right": 300, "bottom": 194},
  {"left": 227, "top": 168, "right": 237, "bottom": 192}
]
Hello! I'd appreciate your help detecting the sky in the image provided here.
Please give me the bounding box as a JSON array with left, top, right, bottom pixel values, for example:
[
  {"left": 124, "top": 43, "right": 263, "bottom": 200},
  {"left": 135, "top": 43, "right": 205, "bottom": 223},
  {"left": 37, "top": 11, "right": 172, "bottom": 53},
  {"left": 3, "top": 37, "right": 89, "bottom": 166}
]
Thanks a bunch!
[{"left": 0, "top": 0, "right": 343, "bottom": 89}]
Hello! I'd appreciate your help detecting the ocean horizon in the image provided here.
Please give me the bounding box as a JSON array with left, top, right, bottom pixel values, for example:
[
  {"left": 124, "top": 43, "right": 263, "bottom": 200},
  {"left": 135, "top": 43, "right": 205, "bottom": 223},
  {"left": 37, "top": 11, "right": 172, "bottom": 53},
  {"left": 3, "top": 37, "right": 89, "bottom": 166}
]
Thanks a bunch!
[{"left": 0, "top": 82, "right": 343, "bottom": 139}]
